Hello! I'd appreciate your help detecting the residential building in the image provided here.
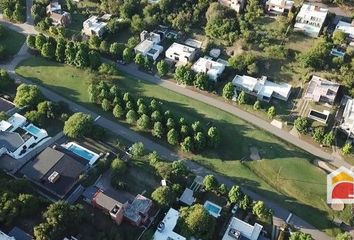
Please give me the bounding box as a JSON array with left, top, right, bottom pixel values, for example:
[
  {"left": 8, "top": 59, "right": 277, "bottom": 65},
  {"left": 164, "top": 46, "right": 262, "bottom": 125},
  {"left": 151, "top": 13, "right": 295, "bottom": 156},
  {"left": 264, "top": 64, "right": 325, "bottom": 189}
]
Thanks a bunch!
[
  {"left": 92, "top": 189, "right": 128, "bottom": 225},
  {"left": 222, "top": 217, "right": 263, "bottom": 240},
  {"left": 0, "top": 113, "right": 49, "bottom": 159},
  {"left": 232, "top": 75, "right": 292, "bottom": 102},
  {"left": 8, "top": 227, "right": 32, "bottom": 240},
  {"left": 165, "top": 43, "right": 197, "bottom": 65},
  {"left": 153, "top": 208, "right": 186, "bottom": 240},
  {"left": 179, "top": 188, "right": 195, "bottom": 206},
  {"left": 265, "top": 0, "right": 294, "bottom": 15},
  {"left": 218, "top": 0, "right": 246, "bottom": 13},
  {"left": 82, "top": 16, "right": 107, "bottom": 37},
  {"left": 191, "top": 57, "right": 226, "bottom": 82},
  {"left": 336, "top": 20, "right": 354, "bottom": 45},
  {"left": 340, "top": 98, "right": 354, "bottom": 138},
  {"left": 134, "top": 31, "right": 163, "bottom": 61},
  {"left": 21, "top": 146, "right": 87, "bottom": 199},
  {"left": 0, "top": 97, "right": 15, "bottom": 114},
  {"left": 294, "top": 3, "right": 328, "bottom": 37},
  {"left": 124, "top": 194, "right": 153, "bottom": 226},
  {"left": 304, "top": 76, "right": 340, "bottom": 105},
  {"left": 0, "top": 231, "right": 15, "bottom": 240},
  {"left": 46, "top": 1, "right": 71, "bottom": 26}
]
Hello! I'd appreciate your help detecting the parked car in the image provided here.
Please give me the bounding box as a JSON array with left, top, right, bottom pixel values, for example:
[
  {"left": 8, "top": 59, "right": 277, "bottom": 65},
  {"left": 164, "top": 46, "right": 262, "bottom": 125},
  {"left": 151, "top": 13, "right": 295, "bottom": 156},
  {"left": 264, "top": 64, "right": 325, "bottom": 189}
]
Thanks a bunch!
[
  {"left": 231, "top": 204, "right": 238, "bottom": 214},
  {"left": 117, "top": 59, "right": 127, "bottom": 65}
]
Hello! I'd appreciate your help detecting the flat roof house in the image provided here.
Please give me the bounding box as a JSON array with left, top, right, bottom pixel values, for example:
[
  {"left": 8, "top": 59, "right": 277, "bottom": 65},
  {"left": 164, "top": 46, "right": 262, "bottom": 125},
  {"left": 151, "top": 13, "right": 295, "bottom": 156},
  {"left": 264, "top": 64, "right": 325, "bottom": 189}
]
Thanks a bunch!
[
  {"left": 134, "top": 31, "right": 163, "bottom": 61},
  {"left": 21, "top": 146, "right": 87, "bottom": 199},
  {"left": 191, "top": 57, "right": 226, "bottom": 82},
  {"left": 232, "top": 75, "right": 292, "bottom": 102},
  {"left": 165, "top": 43, "right": 197, "bottom": 65},
  {"left": 294, "top": 3, "right": 328, "bottom": 37},
  {"left": 222, "top": 217, "right": 263, "bottom": 240},
  {"left": 336, "top": 20, "right": 354, "bottom": 45},
  {"left": 124, "top": 194, "right": 153, "bottom": 226},
  {"left": 304, "top": 75, "right": 340, "bottom": 105},
  {"left": 265, "top": 0, "right": 294, "bottom": 15},
  {"left": 46, "top": 1, "right": 71, "bottom": 26},
  {"left": 0, "top": 231, "right": 15, "bottom": 240},
  {"left": 153, "top": 208, "right": 186, "bottom": 240},
  {"left": 340, "top": 98, "right": 354, "bottom": 138},
  {"left": 82, "top": 16, "right": 107, "bottom": 37},
  {"left": 218, "top": 0, "right": 246, "bottom": 13}
]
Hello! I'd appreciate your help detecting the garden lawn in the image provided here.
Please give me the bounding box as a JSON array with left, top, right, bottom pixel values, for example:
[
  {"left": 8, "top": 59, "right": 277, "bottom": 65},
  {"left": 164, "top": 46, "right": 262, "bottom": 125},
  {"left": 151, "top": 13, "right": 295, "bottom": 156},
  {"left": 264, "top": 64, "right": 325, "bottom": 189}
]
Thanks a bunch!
[
  {"left": 16, "top": 56, "right": 345, "bottom": 236},
  {"left": 0, "top": 24, "right": 25, "bottom": 59}
]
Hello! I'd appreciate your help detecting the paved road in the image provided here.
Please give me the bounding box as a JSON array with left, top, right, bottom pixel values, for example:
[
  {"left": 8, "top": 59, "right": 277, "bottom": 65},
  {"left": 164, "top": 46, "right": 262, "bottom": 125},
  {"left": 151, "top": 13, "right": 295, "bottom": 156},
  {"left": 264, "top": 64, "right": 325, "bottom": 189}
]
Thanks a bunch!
[
  {"left": 0, "top": 15, "right": 337, "bottom": 240},
  {"left": 116, "top": 64, "right": 353, "bottom": 170}
]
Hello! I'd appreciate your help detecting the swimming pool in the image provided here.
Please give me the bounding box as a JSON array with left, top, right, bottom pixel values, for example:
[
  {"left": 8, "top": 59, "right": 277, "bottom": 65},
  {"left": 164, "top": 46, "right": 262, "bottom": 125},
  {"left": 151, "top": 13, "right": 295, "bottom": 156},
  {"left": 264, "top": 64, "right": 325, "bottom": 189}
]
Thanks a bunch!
[
  {"left": 62, "top": 142, "right": 99, "bottom": 165},
  {"left": 25, "top": 124, "right": 42, "bottom": 135},
  {"left": 204, "top": 201, "right": 222, "bottom": 218}
]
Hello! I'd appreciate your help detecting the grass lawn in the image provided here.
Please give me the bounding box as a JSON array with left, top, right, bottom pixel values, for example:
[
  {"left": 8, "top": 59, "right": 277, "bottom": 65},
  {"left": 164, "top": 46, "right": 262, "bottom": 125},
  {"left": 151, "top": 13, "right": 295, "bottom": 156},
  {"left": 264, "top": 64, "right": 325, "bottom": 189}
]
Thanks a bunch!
[
  {"left": 0, "top": 24, "right": 25, "bottom": 60},
  {"left": 16, "top": 56, "right": 347, "bottom": 236}
]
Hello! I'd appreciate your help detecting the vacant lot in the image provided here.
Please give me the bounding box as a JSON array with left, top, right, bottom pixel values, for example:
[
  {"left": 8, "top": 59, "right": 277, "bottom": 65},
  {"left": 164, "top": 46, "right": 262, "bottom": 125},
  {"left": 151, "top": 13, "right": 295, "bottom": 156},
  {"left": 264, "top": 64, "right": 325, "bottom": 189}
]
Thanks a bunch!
[
  {"left": 0, "top": 24, "right": 25, "bottom": 60},
  {"left": 16, "top": 56, "right": 349, "bottom": 236}
]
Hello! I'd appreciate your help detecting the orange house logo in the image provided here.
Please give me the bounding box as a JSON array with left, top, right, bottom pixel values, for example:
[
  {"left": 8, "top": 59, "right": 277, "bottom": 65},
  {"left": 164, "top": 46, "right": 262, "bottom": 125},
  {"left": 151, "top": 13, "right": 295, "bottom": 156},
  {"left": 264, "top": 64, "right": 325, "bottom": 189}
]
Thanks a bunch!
[{"left": 327, "top": 167, "right": 354, "bottom": 204}]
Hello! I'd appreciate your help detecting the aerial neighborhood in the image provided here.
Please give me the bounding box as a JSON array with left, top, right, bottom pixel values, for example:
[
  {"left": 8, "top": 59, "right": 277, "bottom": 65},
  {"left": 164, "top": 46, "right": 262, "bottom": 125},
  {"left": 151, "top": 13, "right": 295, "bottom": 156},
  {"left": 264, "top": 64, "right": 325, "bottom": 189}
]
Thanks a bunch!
[{"left": 0, "top": 0, "right": 354, "bottom": 239}]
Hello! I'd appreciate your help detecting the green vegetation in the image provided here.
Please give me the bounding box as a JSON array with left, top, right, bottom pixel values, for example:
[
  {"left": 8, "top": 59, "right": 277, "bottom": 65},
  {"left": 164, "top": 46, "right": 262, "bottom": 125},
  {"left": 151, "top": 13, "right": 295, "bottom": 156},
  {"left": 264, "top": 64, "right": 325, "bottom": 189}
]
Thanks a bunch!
[
  {"left": 0, "top": 24, "right": 25, "bottom": 60},
  {"left": 16, "top": 56, "right": 346, "bottom": 235}
]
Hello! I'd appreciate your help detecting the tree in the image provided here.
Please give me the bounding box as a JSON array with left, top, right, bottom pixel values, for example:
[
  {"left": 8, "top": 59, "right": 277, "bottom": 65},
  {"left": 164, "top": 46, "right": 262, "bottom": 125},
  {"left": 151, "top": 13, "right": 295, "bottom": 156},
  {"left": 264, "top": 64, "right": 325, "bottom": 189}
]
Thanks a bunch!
[
  {"left": 228, "top": 185, "right": 243, "bottom": 204},
  {"left": 222, "top": 82, "right": 235, "bottom": 99},
  {"left": 194, "top": 131, "right": 206, "bottom": 151},
  {"left": 342, "top": 143, "right": 352, "bottom": 155},
  {"left": 322, "top": 131, "right": 335, "bottom": 146},
  {"left": 203, "top": 175, "right": 218, "bottom": 191},
  {"left": 148, "top": 151, "right": 159, "bottom": 166},
  {"left": 244, "top": 0, "right": 263, "bottom": 23},
  {"left": 26, "top": 35, "right": 36, "bottom": 49},
  {"left": 65, "top": 41, "right": 76, "bottom": 65},
  {"left": 110, "top": 42, "right": 125, "bottom": 59},
  {"left": 157, "top": 60, "right": 169, "bottom": 76},
  {"left": 135, "top": 53, "right": 145, "bottom": 67},
  {"left": 218, "top": 184, "right": 228, "bottom": 196},
  {"left": 175, "top": 65, "right": 187, "bottom": 85},
  {"left": 194, "top": 72, "right": 208, "bottom": 90},
  {"left": 167, "top": 128, "right": 179, "bottom": 145},
  {"left": 75, "top": 48, "right": 89, "bottom": 68},
  {"left": 252, "top": 201, "right": 270, "bottom": 220},
  {"left": 113, "top": 104, "right": 125, "bottom": 119},
  {"left": 166, "top": 118, "right": 175, "bottom": 130},
  {"left": 289, "top": 232, "right": 314, "bottom": 240},
  {"left": 88, "top": 51, "right": 102, "bottom": 70},
  {"left": 228, "top": 53, "right": 256, "bottom": 72},
  {"left": 336, "top": 232, "right": 352, "bottom": 240},
  {"left": 207, "top": 126, "right": 220, "bottom": 148},
  {"left": 37, "top": 101, "right": 58, "bottom": 119},
  {"left": 35, "top": 34, "right": 46, "bottom": 50},
  {"left": 239, "top": 195, "right": 252, "bottom": 211},
  {"left": 123, "top": 48, "right": 135, "bottom": 62},
  {"left": 0, "top": 69, "right": 14, "bottom": 91},
  {"left": 88, "top": 35, "right": 101, "bottom": 49},
  {"left": 180, "top": 125, "right": 190, "bottom": 139},
  {"left": 178, "top": 204, "right": 216, "bottom": 240},
  {"left": 99, "top": 40, "right": 110, "bottom": 54},
  {"left": 63, "top": 112, "right": 93, "bottom": 138},
  {"left": 253, "top": 100, "right": 261, "bottom": 110},
  {"left": 151, "top": 186, "right": 175, "bottom": 209},
  {"left": 237, "top": 91, "right": 246, "bottom": 105},
  {"left": 192, "top": 121, "right": 202, "bottom": 133},
  {"left": 294, "top": 117, "right": 309, "bottom": 134},
  {"left": 181, "top": 136, "right": 194, "bottom": 152},
  {"left": 0, "top": 112, "right": 7, "bottom": 121},
  {"left": 126, "top": 110, "right": 138, "bottom": 124},
  {"left": 312, "top": 127, "right": 324, "bottom": 143},
  {"left": 299, "top": 38, "right": 332, "bottom": 69},
  {"left": 101, "top": 98, "right": 111, "bottom": 111},
  {"left": 41, "top": 42, "right": 56, "bottom": 59},
  {"left": 151, "top": 110, "right": 162, "bottom": 122},
  {"left": 171, "top": 160, "right": 188, "bottom": 176},
  {"left": 138, "top": 103, "right": 148, "bottom": 115},
  {"left": 153, "top": 122, "right": 164, "bottom": 138},
  {"left": 14, "top": 84, "right": 43, "bottom": 108},
  {"left": 137, "top": 114, "right": 151, "bottom": 130},
  {"left": 332, "top": 30, "right": 347, "bottom": 45},
  {"left": 267, "top": 106, "right": 276, "bottom": 119},
  {"left": 55, "top": 38, "right": 66, "bottom": 62},
  {"left": 110, "top": 157, "right": 127, "bottom": 189}
]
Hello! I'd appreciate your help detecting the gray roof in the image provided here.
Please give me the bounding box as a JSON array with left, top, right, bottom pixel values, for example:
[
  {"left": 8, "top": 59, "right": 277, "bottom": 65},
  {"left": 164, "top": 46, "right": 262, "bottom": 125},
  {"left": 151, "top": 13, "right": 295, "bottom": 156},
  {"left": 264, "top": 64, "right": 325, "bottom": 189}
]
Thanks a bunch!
[
  {"left": 0, "top": 98, "right": 15, "bottom": 113},
  {"left": 0, "top": 131, "right": 24, "bottom": 152},
  {"left": 124, "top": 194, "right": 152, "bottom": 223},
  {"left": 8, "top": 227, "right": 32, "bottom": 240},
  {"left": 179, "top": 188, "right": 195, "bottom": 206}
]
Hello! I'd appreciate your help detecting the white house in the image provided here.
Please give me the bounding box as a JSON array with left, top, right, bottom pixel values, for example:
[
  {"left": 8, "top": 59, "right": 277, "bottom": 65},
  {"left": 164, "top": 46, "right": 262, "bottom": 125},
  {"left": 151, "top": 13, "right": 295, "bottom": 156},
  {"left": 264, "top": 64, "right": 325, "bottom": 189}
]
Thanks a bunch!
[
  {"left": 336, "top": 20, "right": 354, "bottom": 45},
  {"left": 165, "top": 43, "right": 197, "bottom": 65},
  {"left": 191, "top": 57, "right": 226, "bottom": 82},
  {"left": 218, "top": 0, "right": 246, "bottom": 13},
  {"left": 294, "top": 3, "right": 328, "bottom": 37},
  {"left": 0, "top": 113, "right": 50, "bottom": 159},
  {"left": 134, "top": 31, "right": 163, "bottom": 61},
  {"left": 232, "top": 75, "right": 292, "bottom": 102},
  {"left": 0, "top": 231, "right": 15, "bottom": 240},
  {"left": 82, "top": 16, "right": 107, "bottom": 37},
  {"left": 222, "top": 217, "right": 263, "bottom": 240},
  {"left": 340, "top": 98, "right": 354, "bottom": 138},
  {"left": 153, "top": 208, "right": 185, "bottom": 240},
  {"left": 265, "top": 0, "right": 294, "bottom": 15}
]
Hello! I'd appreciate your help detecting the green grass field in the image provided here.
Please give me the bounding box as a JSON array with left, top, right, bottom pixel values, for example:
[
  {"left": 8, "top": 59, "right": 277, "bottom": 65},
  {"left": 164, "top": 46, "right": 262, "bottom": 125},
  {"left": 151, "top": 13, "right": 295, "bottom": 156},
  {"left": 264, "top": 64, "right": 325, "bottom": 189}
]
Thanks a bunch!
[
  {"left": 16, "top": 56, "right": 349, "bottom": 236},
  {"left": 0, "top": 24, "right": 25, "bottom": 60}
]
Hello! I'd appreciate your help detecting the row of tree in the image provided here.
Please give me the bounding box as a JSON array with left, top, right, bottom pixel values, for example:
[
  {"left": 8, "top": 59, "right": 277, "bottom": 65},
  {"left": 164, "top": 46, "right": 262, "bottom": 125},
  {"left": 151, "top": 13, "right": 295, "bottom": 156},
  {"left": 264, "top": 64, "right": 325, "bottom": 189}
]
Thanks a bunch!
[
  {"left": 174, "top": 65, "right": 215, "bottom": 91},
  {"left": 88, "top": 80, "right": 220, "bottom": 153},
  {"left": 0, "top": 0, "right": 26, "bottom": 22}
]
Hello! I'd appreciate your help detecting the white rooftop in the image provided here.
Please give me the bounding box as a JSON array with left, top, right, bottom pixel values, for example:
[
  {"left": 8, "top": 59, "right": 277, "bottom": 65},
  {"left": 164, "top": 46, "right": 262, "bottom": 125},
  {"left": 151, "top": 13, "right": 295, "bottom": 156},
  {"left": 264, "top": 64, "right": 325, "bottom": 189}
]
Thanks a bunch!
[
  {"left": 167, "top": 43, "right": 196, "bottom": 57},
  {"left": 153, "top": 208, "right": 186, "bottom": 240},
  {"left": 0, "top": 113, "right": 27, "bottom": 131},
  {"left": 341, "top": 98, "right": 354, "bottom": 135},
  {"left": 191, "top": 57, "right": 225, "bottom": 81},
  {"left": 83, "top": 16, "right": 107, "bottom": 33},
  {"left": 297, "top": 3, "right": 328, "bottom": 20},
  {"left": 222, "top": 217, "right": 263, "bottom": 240},
  {"left": 135, "top": 40, "right": 155, "bottom": 54},
  {"left": 336, "top": 20, "right": 354, "bottom": 39},
  {"left": 232, "top": 75, "right": 291, "bottom": 100},
  {"left": 267, "top": 0, "right": 294, "bottom": 8},
  {"left": 0, "top": 231, "right": 14, "bottom": 240}
]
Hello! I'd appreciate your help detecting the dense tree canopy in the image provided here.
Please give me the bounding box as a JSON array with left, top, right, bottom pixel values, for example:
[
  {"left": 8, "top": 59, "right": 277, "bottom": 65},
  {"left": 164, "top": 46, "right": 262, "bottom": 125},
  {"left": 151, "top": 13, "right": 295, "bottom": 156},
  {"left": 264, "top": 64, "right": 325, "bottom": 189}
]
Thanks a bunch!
[{"left": 63, "top": 112, "right": 93, "bottom": 138}]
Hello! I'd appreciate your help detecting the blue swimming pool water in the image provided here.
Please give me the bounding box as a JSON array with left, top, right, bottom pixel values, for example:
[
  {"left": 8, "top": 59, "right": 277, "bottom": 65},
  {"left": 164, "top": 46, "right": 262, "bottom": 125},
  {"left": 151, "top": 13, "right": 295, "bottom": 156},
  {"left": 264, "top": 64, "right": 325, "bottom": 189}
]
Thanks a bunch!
[
  {"left": 205, "top": 202, "right": 221, "bottom": 215},
  {"left": 68, "top": 144, "right": 95, "bottom": 161},
  {"left": 26, "top": 125, "right": 41, "bottom": 135}
]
